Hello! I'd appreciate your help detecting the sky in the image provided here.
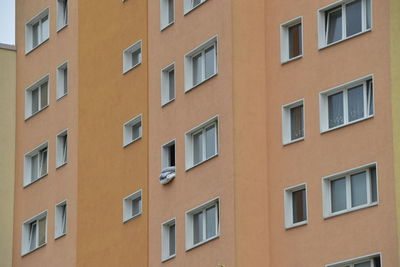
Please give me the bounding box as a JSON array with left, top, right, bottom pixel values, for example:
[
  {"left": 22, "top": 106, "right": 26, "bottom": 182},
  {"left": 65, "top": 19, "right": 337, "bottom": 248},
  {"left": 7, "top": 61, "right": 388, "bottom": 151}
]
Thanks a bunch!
[{"left": 0, "top": 0, "right": 15, "bottom": 45}]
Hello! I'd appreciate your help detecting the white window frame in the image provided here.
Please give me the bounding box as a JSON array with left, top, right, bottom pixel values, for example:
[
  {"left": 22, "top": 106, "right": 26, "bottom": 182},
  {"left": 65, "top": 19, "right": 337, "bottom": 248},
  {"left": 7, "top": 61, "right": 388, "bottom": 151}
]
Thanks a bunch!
[
  {"left": 184, "top": 35, "right": 218, "bottom": 92},
  {"left": 123, "top": 189, "right": 142, "bottom": 223},
  {"left": 55, "top": 200, "right": 67, "bottom": 239},
  {"left": 25, "top": 74, "right": 50, "bottom": 119},
  {"left": 185, "top": 197, "right": 220, "bottom": 251},
  {"left": 21, "top": 210, "right": 48, "bottom": 256},
  {"left": 56, "top": 129, "right": 68, "bottom": 168},
  {"left": 322, "top": 162, "right": 379, "bottom": 218},
  {"left": 123, "top": 40, "right": 142, "bottom": 74},
  {"left": 282, "top": 99, "right": 305, "bottom": 145},
  {"left": 25, "top": 8, "right": 50, "bottom": 53},
  {"left": 319, "top": 74, "right": 374, "bottom": 133},
  {"left": 160, "top": 0, "right": 175, "bottom": 30},
  {"left": 326, "top": 252, "right": 381, "bottom": 267},
  {"left": 56, "top": 0, "right": 68, "bottom": 31},
  {"left": 280, "top": 16, "right": 303, "bottom": 63},
  {"left": 162, "top": 139, "right": 176, "bottom": 169},
  {"left": 284, "top": 183, "right": 308, "bottom": 229},
  {"left": 161, "top": 62, "right": 176, "bottom": 106},
  {"left": 161, "top": 218, "right": 176, "bottom": 262},
  {"left": 56, "top": 61, "right": 68, "bottom": 99},
  {"left": 318, "top": 0, "right": 373, "bottom": 49},
  {"left": 184, "top": 0, "right": 207, "bottom": 14},
  {"left": 123, "top": 114, "right": 143, "bottom": 147},
  {"left": 185, "top": 115, "right": 219, "bottom": 171},
  {"left": 24, "top": 142, "right": 49, "bottom": 187}
]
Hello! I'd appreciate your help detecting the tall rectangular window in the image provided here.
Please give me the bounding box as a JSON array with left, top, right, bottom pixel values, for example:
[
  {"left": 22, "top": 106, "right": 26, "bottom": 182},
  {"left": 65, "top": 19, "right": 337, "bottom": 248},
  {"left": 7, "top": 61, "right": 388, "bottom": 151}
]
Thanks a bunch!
[
  {"left": 57, "top": 0, "right": 68, "bottom": 30},
  {"left": 284, "top": 184, "right": 307, "bottom": 228},
  {"left": 24, "top": 142, "right": 48, "bottom": 186},
  {"left": 57, "top": 62, "right": 68, "bottom": 99},
  {"left": 123, "top": 114, "right": 142, "bottom": 147},
  {"left": 56, "top": 130, "right": 68, "bottom": 168},
  {"left": 280, "top": 17, "right": 303, "bottom": 63},
  {"left": 123, "top": 190, "right": 142, "bottom": 222},
  {"left": 25, "top": 8, "right": 49, "bottom": 53},
  {"left": 161, "top": 219, "right": 176, "bottom": 262},
  {"left": 123, "top": 40, "right": 142, "bottom": 74},
  {"left": 282, "top": 99, "right": 304, "bottom": 145},
  {"left": 161, "top": 63, "right": 176, "bottom": 106},
  {"left": 55, "top": 201, "right": 67, "bottom": 238},
  {"left": 160, "top": 0, "right": 175, "bottom": 30},
  {"left": 25, "top": 75, "right": 49, "bottom": 119},
  {"left": 22, "top": 211, "right": 47, "bottom": 255}
]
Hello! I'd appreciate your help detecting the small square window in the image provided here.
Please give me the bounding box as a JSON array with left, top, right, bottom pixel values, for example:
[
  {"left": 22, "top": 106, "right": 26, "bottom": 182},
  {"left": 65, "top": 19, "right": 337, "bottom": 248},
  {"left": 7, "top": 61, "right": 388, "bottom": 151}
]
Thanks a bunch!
[
  {"left": 326, "top": 253, "right": 381, "bottom": 267},
  {"left": 284, "top": 184, "right": 307, "bottom": 229},
  {"left": 184, "top": 0, "right": 207, "bottom": 14},
  {"left": 123, "top": 190, "right": 142, "bottom": 222},
  {"left": 57, "top": 62, "right": 68, "bottom": 99},
  {"left": 25, "top": 8, "right": 49, "bottom": 53},
  {"left": 123, "top": 114, "right": 142, "bottom": 147},
  {"left": 160, "top": 0, "right": 175, "bottom": 30},
  {"left": 24, "top": 142, "right": 48, "bottom": 187},
  {"left": 56, "top": 130, "right": 68, "bottom": 168},
  {"left": 55, "top": 201, "right": 67, "bottom": 239},
  {"left": 57, "top": 0, "right": 68, "bottom": 31},
  {"left": 161, "top": 63, "right": 176, "bottom": 106},
  {"left": 280, "top": 17, "right": 303, "bottom": 63},
  {"left": 161, "top": 218, "right": 176, "bottom": 262},
  {"left": 282, "top": 99, "right": 304, "bottom": 145},
  {"left": 123, "top": 40, "right": 142, "bottom": 74},
  {"left": 22, "top": 211, "right": 47, "bottom": 256},
  {"left": 25, "top": 75, "right": 49, "bottom": 119}
]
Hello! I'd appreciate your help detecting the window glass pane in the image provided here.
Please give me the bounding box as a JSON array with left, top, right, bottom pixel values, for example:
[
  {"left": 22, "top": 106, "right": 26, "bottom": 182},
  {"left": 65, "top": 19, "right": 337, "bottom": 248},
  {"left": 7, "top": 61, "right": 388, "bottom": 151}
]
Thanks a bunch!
[
  {"left": 192, "top": 0, "right": 201, "bottom": 8},
  {"left": 38, "top": 217, "right": 46, "bottom": 246},
  {"left": 292, "top": 188, "right": 307, "bottom": 223},
  {"left": 328, "top": 91, "right": 344, "bottom": 128},
  {"left": 63, "top": 0, "right": 68, "bottom": 25},
  {"left": 31, "top": 88, "right": 39, "bottom": 114},
  {"left": 193, "top": 131, "right": 203, "bottom": 165},
  {"left": 192, "top": 53, "right": 202, "bottom": 86},
  {"left": 366, "top": 0, "right": 372, "bottom": 29},
  {"left": 61, "top": 205, "right": 67, "bottom": 234},
  {"left": 132, "top": 197, "right": 141, "bottom": 216},
  {"left": 351, "top": 171, "right": 368, "bottom": 207},
  {"left": 132, "top": 49, "right": 141, "bottom": 66},
  {"left": 168, "top": 69, "right": 175, "bottom": 100},
  {"left": 370, "top": 167, "right": 377, "bottom": 202},
  {"left": 41, "top": 16, "right": 49, "bottom": 41},
  {"left": 204, "top": 46, "right": 215, "bottom": 79},
  {"left": 169, "top": 224, "right": 175, "bottom": 256},
  {"left": 40, "top": 82, "right": 48, "bottom": 109},
  {"left": 348, "top": 84, "right": 364, "bottom": 122},
  {"left": 326, "top": 8, "right": 342, "bottom": 44},
  {"left": 346, "top": 0, "right": 362, "bottom": 37},
  {"left": 367, "top": 79, "right": 373, "bottom": 116},
  {"left": 288, "top": 23, "right": 302, "bottom": 58},
  {"left": 331, "top": 177, "right": 347, "bottom": 212},
  {"left": 63, "top": 68, "right": 68, "bottom": 95},
  {"left": 132, "top": 122, "right": 141, "bottom": 140},
  {"left": 168, "top": 144, "right": 175, "bottom": 167},
  {"left": 354, "top": 261, "right": 371, "bottom": 267},
  {"left": 290, "top": 105, "right": 303, "bottom": 140},
  {"left": 31, "top": 154, "right": 38, "bottom": 180},
  {"left": 40, "top": 148, "right": 47, "bottom": 176},
  {"left": 193, "top": 211, "right": 203, "bottom": 244},
  {"left": 373, "top": 257, "right": 381, "bottom": 267},
  {"left": 168, "top": 0, "right": 174, "bottom": 24},
  {"left": 205, "top": 124, "right": 216, "bottom": 159},
  {"left": 205, "top": 205, "right": 217, "bottom": 239},
  {"left": 29, "top": 222, "right": 37, "bottom": 250},
  {"left": 32, "top": 22, "right": 39, "bottom": 47},
  {"left": 62, "top": 135, "right": 68, "bottom": 163}
]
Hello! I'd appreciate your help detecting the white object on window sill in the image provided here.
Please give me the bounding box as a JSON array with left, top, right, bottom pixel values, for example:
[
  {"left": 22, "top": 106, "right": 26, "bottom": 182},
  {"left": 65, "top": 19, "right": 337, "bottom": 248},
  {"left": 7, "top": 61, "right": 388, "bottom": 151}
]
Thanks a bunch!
[{"left": 160, "top": 166, "right": 176, "bottom": 185}]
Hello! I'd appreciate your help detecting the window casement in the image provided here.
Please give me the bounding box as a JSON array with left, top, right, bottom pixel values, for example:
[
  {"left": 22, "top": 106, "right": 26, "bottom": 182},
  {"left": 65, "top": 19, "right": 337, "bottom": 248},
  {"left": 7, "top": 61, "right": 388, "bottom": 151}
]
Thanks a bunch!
[
  {"left": 322, "top": 163, "right": 378, "bottom": 218},
  {"left": 55, "top": 200, "right": 67, "bottom": 239},
  {"left": 25, "top": 8, "right": 49, "bottom": 53},
  {"left": 25, "top": 75, "right": 49, "bottom": 119},
  {"left": 57, "top": 0, "right": 68, "bottom": 31},
  {"left": 280, "top": 17, "right": 303, "bottom": 63},
  {"left": 161, "top": 218, "right": 176, "bottom": 262},
  {"left": 123, "top": 40, "right": 142, "bottom": 74},
  {"left": 21, "top": 211, "right": 47, "bottom": 256},
  {"left": 318, "top": 0, "right": 372, "bottom": 48},
  {"left": 320, "top": 75, "right": 373, "bottom": 132},
  {"left": 184, "top": 0, "right": 207, "bottom": 14},
  {"left": 185, "top": 198, "right": 219, "bottom": 250},
  {"left": 184, "top": 36, "right": 217, "bottom": 92},
  {"left": 185, "top": 116, "right": 218, "bottom": 170},
  {"left": 57, "top": 62, "right": 68, "bottom": 99},
  {"left": 326, "top": 253, "right": 381, "bottom": 267},
  {"left": 162, "top": 140, "right": 176, "bottom": 169},
  {"left": 56, "top": 130, "right": 68, "bottom": 168},
  {"left": 161, "top": 63, "right": 176, "bottom": 106},
  {"left": 123, "top": 190, "right": 142, "bottom": 222},
  {"left": 160, "top": 0, "right": 175, "bottom": 30},
  {"left": 282, "top": 99, "right": 304, "bottom": 145},
  {"left": 123, "top": 114, "right": 142, "bottom": 147},
  {"left": 24, "top": 142, "right": 48, "bottom": 187},
  {"left": 284, "top": 184, "right": 308, "bottom": 229}
]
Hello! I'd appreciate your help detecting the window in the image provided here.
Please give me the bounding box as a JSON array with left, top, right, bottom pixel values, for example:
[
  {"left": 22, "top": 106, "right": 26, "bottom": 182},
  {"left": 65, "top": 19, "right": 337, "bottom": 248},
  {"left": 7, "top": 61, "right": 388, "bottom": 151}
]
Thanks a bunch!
[
  {"left": 323, "top": 163, "right": 378, "bottom": 218},
  {"left": 22, "top": 211, "right": 47, "bottom": 255},
  {"left": 55, "top": 201, "right": 67, "bottom": 239},
  {"left": 184, "top": 0, "right": 207, "bottom": 14},
  {"left": 280, "top": 17, "right": 303, "bottom": 63},
  {"left": 24, "top": 142, "right": 48, "bottom": 187},
  {"left": 123, "top": 40, "right": 142, "bottom": 74},
  {"left": 326, "top": 253, "right": 381, "bottom": 267},
  {"left": 284, "top": 184, "right": 307, "bottom": 229},
  {"left": 186, "top": 198, "right": 219, "bottom": 250},
  {"left": 123, "top": 114, "right": 142, "bottom": 147},
  {"left": 160, "top": 0, "right": 174, "bottom": 30},
  {"left": 318, "top": 0, "right": 372, "bottom": 48},
  {"left": 57, "top": 62, "right": 68, "bottom": 99},
  {"left": 185, "top": 116, "right": 218, "bottom": 170},
  {"left": 161, "top": 63, "right": 176, "bottom": 106},
  {"left": 282, "top": 99, "right": 304, "bottom": 145},
  {"left": 57, "top": 0, "right": 68, "bottom": 31},
  {"left": 25, "top": 75, "right": 49, "bottom": 119},
  {"left": 162, "top": 140, "right": 176, "bottom": 168},
  {"left": 25, "top": 8, "right": 49, "bottom": 53},
  {"left": 320, "top": 75, "right": 373, "bottom": 132},
  {"left": 161, "top": 218, "right": 176, "bottom": 262},
  {"left": 56, "top": 130, "right": 68, "bottom": 168},
  {"left": 123, "top": 190, "right": 142, "bottom": 222},
  {"left": 184, "top": 36, "right": 217, "bottom": 91}
]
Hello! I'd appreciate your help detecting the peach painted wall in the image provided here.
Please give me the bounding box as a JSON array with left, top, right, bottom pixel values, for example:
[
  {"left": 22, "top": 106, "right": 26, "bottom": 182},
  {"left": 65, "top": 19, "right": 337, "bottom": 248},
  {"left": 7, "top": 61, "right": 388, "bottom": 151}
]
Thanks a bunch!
[{"left": 13, "top": 0, "right": 79, "bottom": 266}]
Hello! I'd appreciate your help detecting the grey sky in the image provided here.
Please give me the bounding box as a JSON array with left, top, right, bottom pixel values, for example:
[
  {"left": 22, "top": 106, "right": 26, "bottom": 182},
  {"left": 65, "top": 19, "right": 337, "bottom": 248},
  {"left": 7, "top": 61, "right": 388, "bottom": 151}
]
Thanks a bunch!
[{"left": 0, "top": 0, "right": 15, "bottom": 45}]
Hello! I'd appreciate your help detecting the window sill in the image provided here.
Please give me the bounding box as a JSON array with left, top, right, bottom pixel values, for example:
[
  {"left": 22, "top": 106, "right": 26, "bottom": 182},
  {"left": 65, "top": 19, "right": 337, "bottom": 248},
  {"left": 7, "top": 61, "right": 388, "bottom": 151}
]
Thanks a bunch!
[
  {"left": 186, "top": 234, "right": 219, "bottom": 252},
  {"left": 185, "top": 73, "right": 217, "bottom": 93},
  {"left": 161, "top": 98, "right": 175, "bottom": 107},
  {"left": 184, "top": 0, "right": 207, "bottom": 16},
  {"left": 57, "top": 92, "right": 68, "bottom": 101},
  {"left": 25, "top": 105, "right": 49, "bottom": 121},
  {"left": 21, "top": 243, "right": 46, "bottom": 257},
  {"left": 283, "top": 137, "right": 304, "bottom": 146},
  {"left": 161, "top": 254, "right": 176, "bottom": 263},
  {"left": 123, "top": 62, "right": 142, "bottom": 75},
  {"left": 285, "top": 220, "right": 307, "bottom": 230},
  {"left": 55, "top": 232, "right": 66, "bottom": 240},
  {"left": 57, "top": 24, "right": 68, "bottom": 33},
  {"left": 324, "top": 202, "right": 378, "bottom": 219},
  {"left": 25, "top": 38, "right": 49, "bottom": 56},
  {"left": 123, "top": 136, "right": 142, "bottom": 148},
  {"left": 185, "top": 153, "right": 218, "bottom": 172},
  {"left": 23, "top": 173, "right": 48, "bottom": 188},
  {"left": 161, "top": 21, "right": 174, "bottom": 32},
  {"left": 56, "top": 161, "right": 68, "bottom": 169},
  {"left": 320, "top": 115, "right": 374, "bottom": 134},
  {"left": 281, "top": 55, "right": 303, "bottom": 65},
  {"left": 123, "top": 213, "right": 142, "bottom": 223},
  {"left": 319, "top": 29, "right": 372, "bottom": 50}
]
